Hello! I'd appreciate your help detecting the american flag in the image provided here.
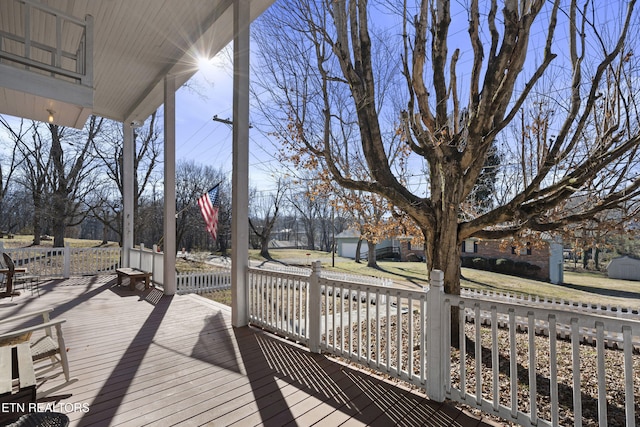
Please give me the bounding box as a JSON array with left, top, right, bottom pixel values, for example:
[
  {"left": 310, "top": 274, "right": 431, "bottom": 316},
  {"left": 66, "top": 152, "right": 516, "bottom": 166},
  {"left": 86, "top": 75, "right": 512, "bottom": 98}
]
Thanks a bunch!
[{"left": 197, "top": 184, "right": 220, "bottom": 240}]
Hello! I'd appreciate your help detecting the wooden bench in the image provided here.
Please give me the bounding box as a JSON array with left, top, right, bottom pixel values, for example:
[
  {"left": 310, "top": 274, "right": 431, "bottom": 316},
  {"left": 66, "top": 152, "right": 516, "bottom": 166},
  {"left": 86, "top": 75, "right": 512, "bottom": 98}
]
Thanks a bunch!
[{"left": 116, "top": 268, "right": 153, "bottom": 290}]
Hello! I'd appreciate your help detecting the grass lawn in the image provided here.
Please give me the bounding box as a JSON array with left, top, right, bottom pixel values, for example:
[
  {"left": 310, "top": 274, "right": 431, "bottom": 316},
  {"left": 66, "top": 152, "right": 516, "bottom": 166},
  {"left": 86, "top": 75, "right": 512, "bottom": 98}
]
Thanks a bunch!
[
  {"left": 0, "top": 235, "right": 119, "bottom": 248},
  {"left": 233, "top": 249, "right": 640, "bottom": 308},
  {"left": 248, "top": 248, "right": 333, "bottom": 261},
  {"left": 461, "top": 267, "right": 640, "bottom": 307}
]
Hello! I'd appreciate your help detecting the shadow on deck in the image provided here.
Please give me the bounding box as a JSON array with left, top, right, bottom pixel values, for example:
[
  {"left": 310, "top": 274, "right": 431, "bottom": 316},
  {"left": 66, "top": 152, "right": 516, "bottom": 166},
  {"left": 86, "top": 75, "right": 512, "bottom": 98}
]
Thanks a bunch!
[{"left": 0, "top": 276, "right": 498, "bottom": 426}]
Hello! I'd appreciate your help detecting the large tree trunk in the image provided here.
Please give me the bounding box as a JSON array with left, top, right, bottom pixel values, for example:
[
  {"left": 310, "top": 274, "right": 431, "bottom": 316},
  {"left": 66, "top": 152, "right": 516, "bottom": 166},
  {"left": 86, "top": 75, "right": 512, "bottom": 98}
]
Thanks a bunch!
[
  {"left": 366, "top": 240, "right": 377, "bottom": 268},
  {"left": 102, "top": 222, "right": 108, "bottom": 245},
  {"left": 425, "top": 164, "right": 464, "bottom": 346},
  {"left": 51, "top": 191, "right": 67, "bottom": 248},
  {"left": 426, "top": 161, "right": 464, "bottom": 293},
  {"left": 259, "top": 237, "right": 271, "bottom": 260},
  {"left": 426, "top": 215, "right": 462, "bottom": 296},
  {"left": 354, "top": 239, "right": 363, "bottom": 263},
  {"left": 49, "top": 125, "right": 68, "bottom": 248},
  {"left": 32, "top": 195, "right": 42, "bottom": 246},
  {"left": 425, "top": 225, "right": 462, "bottom": 347}
]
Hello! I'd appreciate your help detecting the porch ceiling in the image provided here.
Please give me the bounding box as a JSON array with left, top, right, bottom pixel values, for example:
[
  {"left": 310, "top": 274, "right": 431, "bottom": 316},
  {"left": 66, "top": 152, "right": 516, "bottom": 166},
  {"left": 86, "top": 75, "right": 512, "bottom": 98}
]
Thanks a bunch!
[{"left": 0, "top": 0, "right": 273, "bottom": 128}]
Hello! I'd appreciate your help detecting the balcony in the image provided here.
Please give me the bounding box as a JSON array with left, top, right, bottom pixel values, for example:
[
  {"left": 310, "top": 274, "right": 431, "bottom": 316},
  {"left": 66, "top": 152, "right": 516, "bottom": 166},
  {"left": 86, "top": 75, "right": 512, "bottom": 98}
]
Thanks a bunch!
[{"left": 0, "top": 0, "right": 94, "bottom": 128}]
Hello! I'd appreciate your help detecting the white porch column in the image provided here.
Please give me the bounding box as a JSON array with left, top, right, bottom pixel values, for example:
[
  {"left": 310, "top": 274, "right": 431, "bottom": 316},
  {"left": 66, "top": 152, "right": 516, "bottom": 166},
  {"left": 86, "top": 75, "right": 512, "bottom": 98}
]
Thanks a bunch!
[
  {"left": 231, "top": 0, "right": 250, "bottom": 327},
  {"left": 163, "top": 74, "right": 177, "bottom": 295},
  {"left": 122, "top": 121, "right": 134, "bottom": 267}
]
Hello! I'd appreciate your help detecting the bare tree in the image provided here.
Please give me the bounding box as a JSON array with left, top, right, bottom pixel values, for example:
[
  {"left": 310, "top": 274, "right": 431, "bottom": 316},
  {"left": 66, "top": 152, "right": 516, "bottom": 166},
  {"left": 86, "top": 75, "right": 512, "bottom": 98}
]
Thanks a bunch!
[
  {"left": 92, "top": 112, "right": 162, "bottom": 245},
  {"left": 249, "top": 180, "right": 287, "bottom": 259},
  {"left": 1, "top": 117, "right": 104, "bottom": 246},
  {"left": 287, "top": 178, "right": 321, "bottom": 251},
  {"left": 0, "top": 117, "right": 32, "bottom": 234},
  {"left": 255, "top": 0, "right": 640, "bottom": 291},
  {"left": 48, "top": 117, "right": 104, "bottom": 247},
  {"left": 253, "top": 1, "right": 640, "bottom": 345},
  {"left": 84, "top": 185, "right": 122, "bottom": 245},
  {"left": 16, "top": 122, "right": 52, "bottom": 244}
]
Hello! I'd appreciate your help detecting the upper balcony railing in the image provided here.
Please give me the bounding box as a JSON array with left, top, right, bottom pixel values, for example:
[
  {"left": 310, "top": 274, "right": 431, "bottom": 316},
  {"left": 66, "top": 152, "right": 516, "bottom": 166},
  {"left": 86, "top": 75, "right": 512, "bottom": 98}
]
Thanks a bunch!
[{"left": 0, "top": 0, "right": 93, "bottom": 87}]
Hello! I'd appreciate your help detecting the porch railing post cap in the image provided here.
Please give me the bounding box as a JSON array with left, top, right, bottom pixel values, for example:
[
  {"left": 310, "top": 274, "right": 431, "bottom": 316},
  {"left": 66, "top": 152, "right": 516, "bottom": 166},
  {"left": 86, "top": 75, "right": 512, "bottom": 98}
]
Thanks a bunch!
[{"left": 430, "top": 269, "right": 444, "bottom": 281}]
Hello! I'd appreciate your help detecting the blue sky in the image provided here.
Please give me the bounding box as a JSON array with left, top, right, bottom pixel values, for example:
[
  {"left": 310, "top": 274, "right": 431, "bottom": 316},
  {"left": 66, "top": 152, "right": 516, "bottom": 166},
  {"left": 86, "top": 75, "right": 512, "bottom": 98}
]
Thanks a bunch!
[{"left": 175, "top": 52, "right": 279, "bottom": 194}]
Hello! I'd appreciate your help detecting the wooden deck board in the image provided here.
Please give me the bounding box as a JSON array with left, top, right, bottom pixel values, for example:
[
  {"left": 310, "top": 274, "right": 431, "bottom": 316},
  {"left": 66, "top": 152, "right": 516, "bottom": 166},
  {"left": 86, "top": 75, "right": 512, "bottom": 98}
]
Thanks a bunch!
[{"left": 0, "top": 276, "right": 498, "bottom": 427}]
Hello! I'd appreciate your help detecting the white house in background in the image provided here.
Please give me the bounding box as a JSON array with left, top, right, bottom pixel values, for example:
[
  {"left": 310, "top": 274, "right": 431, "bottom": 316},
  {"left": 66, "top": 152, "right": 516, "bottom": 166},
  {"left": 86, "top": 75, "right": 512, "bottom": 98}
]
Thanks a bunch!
[
  {"left": 335, "top": 230, "right": 424, "bottom": 261},
  {"left": 335, "top": 229, "right": 397, "bottom": 259},
  {"left": 607, "top": 256, "right": 640, "bottom": 281}
]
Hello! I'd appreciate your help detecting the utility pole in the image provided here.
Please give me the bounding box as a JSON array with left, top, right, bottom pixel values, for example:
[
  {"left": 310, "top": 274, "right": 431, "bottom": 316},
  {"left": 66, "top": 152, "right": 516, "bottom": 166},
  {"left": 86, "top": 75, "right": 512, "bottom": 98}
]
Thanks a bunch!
[
  {"left": 331, "top": 206, "right": 335, "bottom": 267},
  {"left": 212, "top": 115, "right": 233, "bottom": 126},
  {"left": 213, "top": 115, "right": 252, "bottom": 128}
]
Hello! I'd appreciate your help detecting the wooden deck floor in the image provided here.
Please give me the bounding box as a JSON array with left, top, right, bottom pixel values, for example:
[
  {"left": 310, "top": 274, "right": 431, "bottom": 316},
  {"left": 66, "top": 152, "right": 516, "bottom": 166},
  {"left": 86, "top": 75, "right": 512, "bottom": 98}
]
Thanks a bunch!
[{"left": 0, "top": 276, "right": 499, "bottom": 426}]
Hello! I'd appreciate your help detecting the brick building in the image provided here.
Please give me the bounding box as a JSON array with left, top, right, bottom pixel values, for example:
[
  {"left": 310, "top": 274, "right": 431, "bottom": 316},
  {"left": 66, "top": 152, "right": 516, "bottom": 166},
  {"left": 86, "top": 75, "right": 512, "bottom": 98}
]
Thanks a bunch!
[
  {"left": 461, "top": 237, "right": 564, "bottom": 284},
  {"left": 398, "top": 238, "right": 425, "bottom": 262}
]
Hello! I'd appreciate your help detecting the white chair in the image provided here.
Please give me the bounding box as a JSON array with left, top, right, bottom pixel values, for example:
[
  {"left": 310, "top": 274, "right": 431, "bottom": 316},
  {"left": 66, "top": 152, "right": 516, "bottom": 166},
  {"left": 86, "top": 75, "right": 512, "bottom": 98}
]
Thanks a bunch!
[{"left": 0, "top": 309, "right": 75, "bottom": 397}]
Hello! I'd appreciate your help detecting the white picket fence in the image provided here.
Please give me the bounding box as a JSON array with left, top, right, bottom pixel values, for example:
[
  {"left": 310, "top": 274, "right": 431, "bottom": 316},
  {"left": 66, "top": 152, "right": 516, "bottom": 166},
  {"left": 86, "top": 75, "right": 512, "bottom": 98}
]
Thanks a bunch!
[
  {"left": 176, "top": 270, "right": 231, "bottom": 294},
  {"left": 247, "top": 262, "right": 640, "bottom": 427}
]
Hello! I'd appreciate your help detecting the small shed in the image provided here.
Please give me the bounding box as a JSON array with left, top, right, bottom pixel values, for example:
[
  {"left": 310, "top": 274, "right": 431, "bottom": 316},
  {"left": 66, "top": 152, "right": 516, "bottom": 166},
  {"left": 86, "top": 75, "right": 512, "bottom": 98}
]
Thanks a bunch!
[
  {"left": 335, "top": 230, "right": 398, "bottom": 259},
  {"left": 335, "top": 229, "right": 365, "bottom": 259},
  {"left": 607, "top": 256, "right": 640, "bottom": 281}
]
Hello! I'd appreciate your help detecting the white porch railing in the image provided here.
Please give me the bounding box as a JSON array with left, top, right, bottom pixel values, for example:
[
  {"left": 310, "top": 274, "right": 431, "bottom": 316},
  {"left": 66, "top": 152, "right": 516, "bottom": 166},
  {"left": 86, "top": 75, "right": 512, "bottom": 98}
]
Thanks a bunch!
[
  {"left": 126, "top": 244, "right": 232, "bottom": 294},
  {"left": 249, "top": 266, "right": 311, "bottom": 344},
  {"left": 443, "top": 284, "right": 640, "bottom": 427},
  {"left": 248, "top": 261, "right": 640, "bottom": 427},
  {"left": 0, "top": 243, "right": 121, "bottom": 277},
  {"left": 0, "top": 243, "right": 224, "bottom": 294},
  {"left": 68, "top": 246, "right": 121, "bottom": 276},
  {"left": 128, "top": 244, "right": 164, "bottom": 287},
  {"left": 462, "top": 288, "right": 640, "bottom": 319}
]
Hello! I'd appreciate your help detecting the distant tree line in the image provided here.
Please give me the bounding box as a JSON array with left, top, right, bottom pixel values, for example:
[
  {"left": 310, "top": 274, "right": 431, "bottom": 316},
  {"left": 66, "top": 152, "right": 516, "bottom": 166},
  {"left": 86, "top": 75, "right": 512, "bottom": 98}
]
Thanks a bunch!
[
  {"left": 0, "top": 112, "right": 355, "bottom": 255},
  {"left": 0, "top": 113, "right": 233, "bottom": 251},
  {"left": 247, "top": 177, "right": 351, "bottom": 259}
]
